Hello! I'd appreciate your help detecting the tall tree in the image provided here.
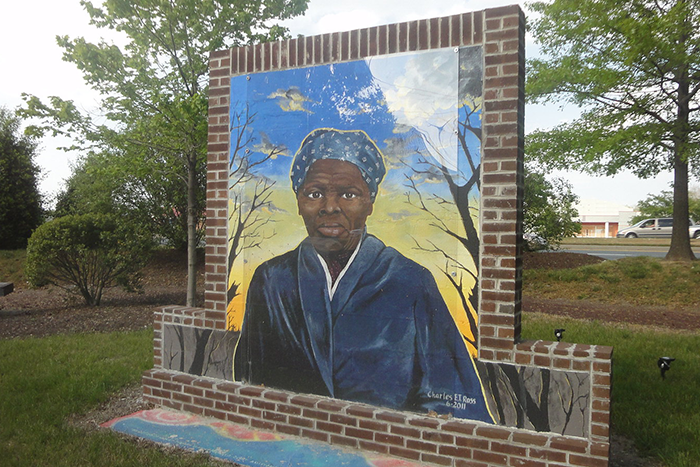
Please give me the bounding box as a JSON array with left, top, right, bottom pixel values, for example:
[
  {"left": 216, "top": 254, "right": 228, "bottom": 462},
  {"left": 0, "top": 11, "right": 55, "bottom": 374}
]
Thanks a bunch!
[
  {"left": 0, "top": 107, "right": 43, "bottom": 249},
  {"left": 527, "top": 0, "right": 700, "bottom": 261},
  {"left": 20, "top": 0, "right": 309, "bottom": 305}
]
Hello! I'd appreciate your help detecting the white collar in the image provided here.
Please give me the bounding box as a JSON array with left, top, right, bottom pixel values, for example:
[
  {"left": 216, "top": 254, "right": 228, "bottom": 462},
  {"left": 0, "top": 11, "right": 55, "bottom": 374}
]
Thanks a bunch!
[{"left": 316, "top": 237, "right": 363, "bottom": 300}]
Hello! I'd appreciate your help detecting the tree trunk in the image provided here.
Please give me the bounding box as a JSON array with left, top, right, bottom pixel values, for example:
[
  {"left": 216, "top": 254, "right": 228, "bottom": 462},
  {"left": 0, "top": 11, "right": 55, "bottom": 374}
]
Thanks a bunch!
[
  {"left": 186, "top": 153, "right": 198, "bottom": 306},
  {"left": 666, "top": 151, "right": 695, "bottom": 261},
  {"left": 666, "top": 42, "right": 695, "bottom": 262}
]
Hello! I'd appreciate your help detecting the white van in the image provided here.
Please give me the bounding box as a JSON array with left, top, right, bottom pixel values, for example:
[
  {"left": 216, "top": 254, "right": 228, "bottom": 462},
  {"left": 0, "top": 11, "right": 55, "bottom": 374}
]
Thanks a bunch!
[{"left": 617, "top": 218, "right": 700, "bottom": 238}]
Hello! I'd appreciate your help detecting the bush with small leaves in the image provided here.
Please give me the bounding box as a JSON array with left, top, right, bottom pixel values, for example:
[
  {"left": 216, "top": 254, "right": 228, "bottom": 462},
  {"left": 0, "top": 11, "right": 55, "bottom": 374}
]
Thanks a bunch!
[{"left": 25, "top": 213, "right": 152, "bottom": 306}]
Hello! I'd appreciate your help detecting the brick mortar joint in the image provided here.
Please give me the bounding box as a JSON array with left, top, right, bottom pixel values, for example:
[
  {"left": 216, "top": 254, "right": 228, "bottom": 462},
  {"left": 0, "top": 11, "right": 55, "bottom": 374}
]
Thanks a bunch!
[{"left": 516, "top": 340, "right": 613, "bottom": 359}]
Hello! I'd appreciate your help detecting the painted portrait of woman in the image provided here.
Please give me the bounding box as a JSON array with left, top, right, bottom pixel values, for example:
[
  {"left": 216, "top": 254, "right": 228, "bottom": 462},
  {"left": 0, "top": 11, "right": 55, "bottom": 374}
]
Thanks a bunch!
[{"left": 227, "top": 47, "right": 492, "bottom": 422}]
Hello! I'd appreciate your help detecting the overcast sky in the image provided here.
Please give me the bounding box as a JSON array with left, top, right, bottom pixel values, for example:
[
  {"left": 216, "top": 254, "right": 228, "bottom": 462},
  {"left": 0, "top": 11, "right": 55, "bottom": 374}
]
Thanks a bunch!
[{"left": 0, "top": 0, "right": 678, "bottom": 209}]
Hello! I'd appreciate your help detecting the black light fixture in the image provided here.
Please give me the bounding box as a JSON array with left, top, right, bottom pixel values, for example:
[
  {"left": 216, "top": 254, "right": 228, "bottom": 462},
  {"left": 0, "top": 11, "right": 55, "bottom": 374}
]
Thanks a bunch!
[
  {"left": 554, "top": 328, "right": 565, "bottom": 342},
  {"left": 657, "top": 357, "right": 675, "bottom": 379}
]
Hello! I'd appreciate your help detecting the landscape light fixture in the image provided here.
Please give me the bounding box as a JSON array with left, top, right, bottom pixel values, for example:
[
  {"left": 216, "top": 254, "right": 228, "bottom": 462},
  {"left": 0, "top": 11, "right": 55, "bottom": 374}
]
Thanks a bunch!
[
  {"left": 554, "top": 328, "right": 565, "bottom": 342},
  {"left": 657, "top": 357, "right": 675, "bottom": 379}
]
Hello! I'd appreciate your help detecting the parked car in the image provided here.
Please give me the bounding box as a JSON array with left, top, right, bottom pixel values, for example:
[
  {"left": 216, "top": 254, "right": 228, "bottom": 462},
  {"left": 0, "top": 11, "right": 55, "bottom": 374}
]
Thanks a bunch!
[{"left": 616, "top": 218, "right": 700, "bottom": 238}]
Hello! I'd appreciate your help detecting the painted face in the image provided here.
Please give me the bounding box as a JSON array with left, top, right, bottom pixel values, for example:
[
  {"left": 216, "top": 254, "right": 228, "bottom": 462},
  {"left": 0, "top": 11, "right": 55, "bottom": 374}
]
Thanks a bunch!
[{"left": 297, "top": 159, "right": 374, "bottom": 254}]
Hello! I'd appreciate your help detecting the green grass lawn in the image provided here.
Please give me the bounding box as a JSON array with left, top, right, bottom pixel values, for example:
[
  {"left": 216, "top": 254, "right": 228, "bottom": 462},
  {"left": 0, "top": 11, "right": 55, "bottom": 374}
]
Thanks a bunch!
[
  {"left": 1, "top": 323, "right": 699, "bottom": 466},
  {"left": 524, "top": 314, "right": 700, "bottom": 467},
  {"left": 0, "top": 329, "right": 218, "bottom": 466}
]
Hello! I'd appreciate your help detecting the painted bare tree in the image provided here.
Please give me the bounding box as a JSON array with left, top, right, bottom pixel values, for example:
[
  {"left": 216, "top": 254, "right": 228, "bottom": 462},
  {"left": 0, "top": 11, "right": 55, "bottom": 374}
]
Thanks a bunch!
[
  {"left": 398, "top": 47, "right": 483, "bottom": 353},
  {"left": 226, "top": 105, "right": 283, "bottom": 326},
  {"left": 478, "top": 361, "right": 590, "bottom": 436},
  {"left": 164, "top": 325, "right": 237, "bottom": 380},
  {"left": 404, "top": 95, "right": 482, "bottom": 351}
]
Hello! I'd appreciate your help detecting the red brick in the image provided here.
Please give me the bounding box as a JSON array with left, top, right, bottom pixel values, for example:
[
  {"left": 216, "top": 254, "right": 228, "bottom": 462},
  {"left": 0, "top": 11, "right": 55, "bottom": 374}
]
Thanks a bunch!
[
  {"left": 423, "top": 431, "right": 454, "bottom": 444},
  {"left": 359, "top": 440, "right": 389, "bottom": 454},
  {"left": 359, "top": 419, "right": 388, "bottom": 432},
  {"left": 376, "top": 411, "right": 407, "bottom": 424},
  {"left": 475, "top": 426, "right": 511, "bottom": 440},
  {"left": 317, "top": 421, "right": 343, "bottom": 434},
  {"left": 302, "top": 408, "right": 329, "bottom": 421},
  {"left": 290, "top": 395, "right": 318, "bottom": 407},
  {"left": 421, "top": 453, "right": 453, "bottom": 466},
  {"left": 183, "top": 403, "right": 204, "bottom": 415},
  {"left": 225, "top": 413, "right": 249, "bottom": 425},
  {"left": 203, "top": 407, "right": 225, "bottom": 419},
  {"left": 330, "top": 435, "right": 358, "bottom": 449},
  {"left": 303, "top": 429, "right": 329, "bottom": 443},
  {"left": 592, "top": 411, "right": 610, "bottom": 424},
  {"left": 192, "top": 396, "right": 214, "bottom": 408},
  {"left": 549, "top": 436, "right": 589, "bottom": 453},
  {"left": 512, "top": 432, "right": 549, "bottom": 446},
  {"left": 162, "top": 381, "right": 183, "bottom": 392},
  {"left": 554, "top": 358, "right": 572, "bottom": 369},
  {"left": 473, "top": 448, "right": 507, "bottom": 465},
  {"left": 289, "top": 416, "right": 313, "bottom": 428},
  {"left": 594, "top": 373, "right": 611, "bottom": 385},
  {"left": 455, "top": 435, "right": 489, "bottom": 450},
  {"left": 238, "top": 406, "right": 261, "bottom": 418},
  {"left": 252, "top": 399, "right": 275, "bottom": 410},
  {"left": 317, "top": 400, "right": 346, "bottom": 412},
  {"left": 591, "top": 423, "right": 609, "bottom": 437},
  {"left": 239, "top": 386, "right": 265, "bottom": 397},
  {"left": 492, "top": 440, "right": 527, "bottom": 456},
  {"left": 591, "top": 442, "right": 610, "bottom": 457},
  {"left": 214, "top": 401, "right": 238, "bottom": 412},
  {"left": 276, "top": 424, "right": 301, "bottom": 436},
  {"left": 533, "top": 355, "right": 551, "bottom": 367},
  {"left": 346, "top": 405, "right": 375, "bottom": 418},
  {"left": 375, "top": 432, "right": 404, "bottom": 447},
  {"left": 330, "top": 413, "right": 357, "bottom": 427},
  {"left": 510, "top": 457, "right": 547, "bottom": 467},
  {"left": 406, "top": 439, "right": 437, "bottom": 453},
  {"left": 388, "top": 446, "right": 421, "bottom": 461},
  {"left": 263, "top": 390, "right": 289, "bottom": 402},
  {"left": 440, "top": 421, "right": 476, "bottom": 435},
  {"left": 455, "top": 460, "right": 488, "bottom": 467},
  {"left": 569, "top": 454, "right": 609, "bottom": 466},
  {"left": 172, "top": 392, "right": 192, "bottom": 404},
  {"left": 573, "top": 360, "right": 592, "bottom": 371},
  {"left": 391, "top": 425, "right": 421, "bottom": 439},
  {"left": 438, "top": 444, "right": 472, "bottom": 458},
  {"left": 345, "top": 427, "right": 374, "bottom": 441},
  {"left": 277, "top": 404, "right": 302, "bottom": 416}
]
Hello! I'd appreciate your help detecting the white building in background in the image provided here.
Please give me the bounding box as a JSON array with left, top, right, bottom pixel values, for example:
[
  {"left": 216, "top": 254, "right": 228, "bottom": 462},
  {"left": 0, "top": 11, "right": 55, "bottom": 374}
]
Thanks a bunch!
[{"left": 575, "top": 199, "right": 639, "bottom": 238}]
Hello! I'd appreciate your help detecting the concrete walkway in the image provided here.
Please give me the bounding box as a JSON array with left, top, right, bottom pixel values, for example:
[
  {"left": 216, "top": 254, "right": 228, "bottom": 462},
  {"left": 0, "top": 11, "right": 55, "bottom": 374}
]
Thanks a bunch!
[{"left": 103, "top": 408, "right": 421, "bottom": 466}]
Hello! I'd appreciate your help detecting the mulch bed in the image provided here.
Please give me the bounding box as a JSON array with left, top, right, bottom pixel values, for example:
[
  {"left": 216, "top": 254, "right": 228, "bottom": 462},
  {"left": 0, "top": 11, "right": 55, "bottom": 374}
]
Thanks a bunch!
[{"left": 3, "top": 250, "right": 696, "bottom": 338}]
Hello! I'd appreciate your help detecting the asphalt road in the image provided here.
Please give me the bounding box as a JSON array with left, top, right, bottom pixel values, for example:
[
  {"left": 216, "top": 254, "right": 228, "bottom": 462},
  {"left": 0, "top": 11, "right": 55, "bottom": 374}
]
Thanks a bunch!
[{"left": 559, "top": 244, "right": 700, "bottom": 260}]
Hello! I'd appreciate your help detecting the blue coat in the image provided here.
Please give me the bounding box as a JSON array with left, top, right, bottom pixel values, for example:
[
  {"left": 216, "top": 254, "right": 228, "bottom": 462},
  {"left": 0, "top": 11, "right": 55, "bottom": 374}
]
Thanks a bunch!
[{"left": 234, "top": 234, "right": 493, "bottom": 423}]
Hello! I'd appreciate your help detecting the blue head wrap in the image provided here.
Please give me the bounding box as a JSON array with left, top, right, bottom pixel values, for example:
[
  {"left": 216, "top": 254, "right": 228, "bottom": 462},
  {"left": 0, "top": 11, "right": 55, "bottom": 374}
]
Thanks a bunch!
[{"left": 290, "top": 129, "right": 386, "bottom": 201}]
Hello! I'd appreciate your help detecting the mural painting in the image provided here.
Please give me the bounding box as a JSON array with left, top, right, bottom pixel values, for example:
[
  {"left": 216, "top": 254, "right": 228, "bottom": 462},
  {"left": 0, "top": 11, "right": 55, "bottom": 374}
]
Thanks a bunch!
[
  {"left": 148, "top": 12, "right": 611, "bottom": 462},
  {"left": 226, "top": 46, "right": 492, "bottom": 423}
]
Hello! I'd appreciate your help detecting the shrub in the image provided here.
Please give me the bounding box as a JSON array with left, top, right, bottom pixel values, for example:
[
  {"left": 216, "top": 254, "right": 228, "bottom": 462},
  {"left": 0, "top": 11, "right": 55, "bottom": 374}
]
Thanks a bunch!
[{"left": 25, "top": 213, "right": 152, "bottom": 305}]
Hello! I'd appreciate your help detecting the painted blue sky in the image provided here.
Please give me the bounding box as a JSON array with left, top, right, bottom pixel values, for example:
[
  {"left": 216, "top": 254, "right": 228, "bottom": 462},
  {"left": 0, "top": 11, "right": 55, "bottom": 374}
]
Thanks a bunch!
[{"left": 229, "top": 48, "right": 482, "bottom": 195}]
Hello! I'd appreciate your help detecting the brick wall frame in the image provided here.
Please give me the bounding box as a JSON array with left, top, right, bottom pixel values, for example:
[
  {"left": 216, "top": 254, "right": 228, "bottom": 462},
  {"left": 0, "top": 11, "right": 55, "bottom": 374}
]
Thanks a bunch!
[{"left": 144, "top": 5, "right": 613, "bottom": 466}]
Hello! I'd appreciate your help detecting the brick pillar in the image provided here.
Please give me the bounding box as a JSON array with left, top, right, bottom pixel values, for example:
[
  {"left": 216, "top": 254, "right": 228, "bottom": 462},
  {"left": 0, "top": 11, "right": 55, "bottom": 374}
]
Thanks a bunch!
[{"left": 478, "top": 6, "right": 525, "bottom": 361}]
